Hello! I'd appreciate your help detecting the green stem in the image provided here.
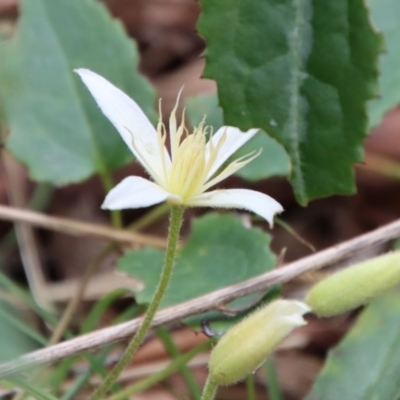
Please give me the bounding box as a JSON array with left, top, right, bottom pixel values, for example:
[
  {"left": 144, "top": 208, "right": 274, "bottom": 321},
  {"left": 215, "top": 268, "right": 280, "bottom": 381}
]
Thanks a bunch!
[
  {"left": 200, "top": 376, "right": 218, "bottom": 400},
  {"left": 8, "top": 377, "right": 58, "bottom": 400},
  {"left": 88, "top": 205, "right": 184, "bottom": 400},
  {"left": 156, "top": 327, "right": 202, "bottom": 400},
  {"left": 99, "top": 172, "right": 122, "bottom": 229},
  {"left": 246, "top": 374, "right": 256, "bottom": 400},
  {"left": 263, "top": 356, "right": 282, "bottom": 400},
  {"left": 104, "top": 341, "right": 210, "bottom": 400}
]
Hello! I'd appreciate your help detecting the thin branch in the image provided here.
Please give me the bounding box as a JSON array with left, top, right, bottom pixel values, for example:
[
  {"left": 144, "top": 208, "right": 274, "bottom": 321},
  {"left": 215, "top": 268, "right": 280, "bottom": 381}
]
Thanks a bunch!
[
  {"left": 0, "top": 204, "right": 166, "bottom": 249},
  {"left": 2, "top": 151, "right": 51, "bottom": 310},
  {"left": 1, "top": 217, "right": 400, "bottom": 378}
]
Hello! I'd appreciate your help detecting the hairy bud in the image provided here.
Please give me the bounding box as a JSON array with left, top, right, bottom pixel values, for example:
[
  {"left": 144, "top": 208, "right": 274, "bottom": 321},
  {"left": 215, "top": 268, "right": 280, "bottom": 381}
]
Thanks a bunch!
[
  {"left": 306, "top": 252, "right": 400, "bottom": 317},
  {"left": 208, "top": 300, "right": 310, "bottom": 385}
]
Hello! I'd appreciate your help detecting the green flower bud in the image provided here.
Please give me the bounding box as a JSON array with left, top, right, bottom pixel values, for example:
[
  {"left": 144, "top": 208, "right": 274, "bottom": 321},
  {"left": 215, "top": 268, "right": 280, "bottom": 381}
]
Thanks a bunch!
[
  {"left": 306, "top": 251, "right": 400, "bottom": 317},
  {"left": 208, "top": 299, "right": 310, "bottom": 386}
]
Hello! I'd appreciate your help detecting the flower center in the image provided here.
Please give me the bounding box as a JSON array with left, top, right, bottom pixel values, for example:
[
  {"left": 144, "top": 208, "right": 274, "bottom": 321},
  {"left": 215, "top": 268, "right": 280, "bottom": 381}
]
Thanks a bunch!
[{"left": 167, "top": 129, "right": 208, "bottom": 200}]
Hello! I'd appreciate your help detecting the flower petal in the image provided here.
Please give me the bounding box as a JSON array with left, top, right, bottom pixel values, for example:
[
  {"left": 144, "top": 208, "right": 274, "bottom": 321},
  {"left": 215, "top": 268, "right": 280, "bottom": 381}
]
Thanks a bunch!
[
  {"left": 186, "top": 189, "right": 283, "bottom": 226},
  {"left": 75, "top": 69, "right": 170, "bottom": 182},
  {"left": 102, "top": 176, "right": 170, "bottom": 210},
  {"left": 206, "top": 127, "right": 259, "bottom": 179}
]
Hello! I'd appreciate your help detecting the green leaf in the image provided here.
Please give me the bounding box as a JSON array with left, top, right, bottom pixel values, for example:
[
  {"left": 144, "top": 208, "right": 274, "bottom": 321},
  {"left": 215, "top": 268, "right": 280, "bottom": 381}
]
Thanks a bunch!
[
  {"left": 0, "top": 301, "right": 38, "bottom": 362},
  {"left": 186, "top": 94, "right": 290, "bottom": 181},
  {"left": 118, "top": 214, "right": 276, "bottom": 308},
  {"left": 197, "top": 0, "right": 383, "bottom": 205},
  {"left": 234, "top": 133, "right": 290, "bottom": 181},
  {"left": 0, "top": 0, "right": 155, "bottom": 185},
  {"left": 185, "top": 94, "right": 224, "bottom": 132},
  {"left": 8, "top": 377, "right": 59, "bottom": 400},
  {"left": 367, "top": 0, "right": 400, "bottom": 128},
  {"left": 306, "top": 290, "right": 400, "bottom": 400}
]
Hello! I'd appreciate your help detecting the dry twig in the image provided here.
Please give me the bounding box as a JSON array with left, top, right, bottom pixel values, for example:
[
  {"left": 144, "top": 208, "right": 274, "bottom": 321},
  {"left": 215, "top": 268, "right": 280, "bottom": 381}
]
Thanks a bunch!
[
  {"left": 0, "top": 217, "right": 399, "bottom": 378},
  {"left": 0, "top": 204, "right": 167, "bottom": 249},
  {"left": 1, "top": 152, "right": 50, "bottom": 309}
]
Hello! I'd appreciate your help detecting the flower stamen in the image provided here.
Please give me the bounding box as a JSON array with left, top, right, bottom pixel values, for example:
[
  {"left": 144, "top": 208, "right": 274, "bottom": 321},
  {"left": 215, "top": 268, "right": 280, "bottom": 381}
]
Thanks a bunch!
[
  {"left": 204, "top": 129, "right": 228, "bottom": 180},
  {"left": 203, "top": 148, "right": 262, "bottom": 191},
  {"left": 156, "top": 100, "right": 169, "bottom": 186}
]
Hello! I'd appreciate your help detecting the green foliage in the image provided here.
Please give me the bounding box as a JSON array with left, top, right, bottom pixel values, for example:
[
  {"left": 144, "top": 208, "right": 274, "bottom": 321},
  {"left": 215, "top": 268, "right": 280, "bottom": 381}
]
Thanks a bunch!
[
  {"left": 118, "top": 214, "right": 276, "bottom": 308},
  {"left": 185, "top": 94, "right": 224, "bottom": 133},
  {"left": 186, "top": 93, "right": 290, "bottom": 181},
  {"left": 307, "top": 290, "right": 400, "bottom": 400},
  {"left": 0, "top": 301, "right": 38, "bottom": 362},
  {"left": 0, "top": 0, "right": 155, "bottom": 185},
  {"left": 367, "top": 0, "right": 400, "bottom": 128},
  {"left": 197, "top": 0, "right": 383, "bottom": 204},
  {"left": 7, "top": 377, "right": 59, "bottom": 400},
  {"left": 234, "top": 133, "right": 290, "bottom": 181},
  {"left": 0, "top": 0, "right": 397, "bottom": 396}
]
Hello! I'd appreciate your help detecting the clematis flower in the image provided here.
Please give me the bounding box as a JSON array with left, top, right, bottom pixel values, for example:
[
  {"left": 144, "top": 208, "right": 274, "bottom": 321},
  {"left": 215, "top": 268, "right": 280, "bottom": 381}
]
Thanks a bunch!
[{"left": 75, "top": 69, "right": 283, "bottom": 225}]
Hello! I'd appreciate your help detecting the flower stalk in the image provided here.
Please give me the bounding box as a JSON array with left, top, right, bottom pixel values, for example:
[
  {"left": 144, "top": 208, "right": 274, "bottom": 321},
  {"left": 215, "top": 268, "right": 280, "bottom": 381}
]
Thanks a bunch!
[
  {"left": 88, "top": 206, "right": 184, "bottom": 400},
  {"left": 200, "top": 376, "right": 219, "bottom": 400}
]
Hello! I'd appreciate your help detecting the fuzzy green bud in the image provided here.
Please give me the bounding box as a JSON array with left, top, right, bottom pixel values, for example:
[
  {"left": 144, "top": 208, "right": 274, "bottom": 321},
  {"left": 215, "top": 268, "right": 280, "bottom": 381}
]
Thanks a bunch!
[
  {"left": 306, "top": 251, "right": 400, "bottom": 317},
  {"left": 208, "top": 299, "right": 310, "bottom": 386}
]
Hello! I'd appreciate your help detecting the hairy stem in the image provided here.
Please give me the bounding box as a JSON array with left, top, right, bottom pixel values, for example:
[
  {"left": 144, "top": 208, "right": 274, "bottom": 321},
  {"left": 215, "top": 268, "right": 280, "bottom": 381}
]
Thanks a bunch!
[
  {"left": 200, "top": 376, "right": 218, "bottom": 400},
  {"left": 88, "top": 205, "right": 184, "bottom": 400}
]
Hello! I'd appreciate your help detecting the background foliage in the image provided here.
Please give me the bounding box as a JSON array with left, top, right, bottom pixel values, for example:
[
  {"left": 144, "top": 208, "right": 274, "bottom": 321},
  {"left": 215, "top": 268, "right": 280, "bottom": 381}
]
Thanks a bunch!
[{"left": 0, "top": 0, "right": 399, "bottom": 398}]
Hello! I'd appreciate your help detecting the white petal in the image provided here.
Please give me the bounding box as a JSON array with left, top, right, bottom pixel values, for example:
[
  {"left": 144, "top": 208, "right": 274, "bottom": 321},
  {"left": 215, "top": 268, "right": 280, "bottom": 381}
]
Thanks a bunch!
[
  {"left": 287, "top": 300, "right": 312, "bottom": 314},
  {"left": 206, "top": 127, "right": 259, "bottom": 179},
  {"left": 75, "top": 69, "right": 170, "bottom": 181},
  {"left": 281, "top": 315, "right": 307, "bottom": 327},
  {"left": 102, "top": 176, "right": 170, "bottom": 210},
  {"left": 186, "top": 189, "right": 283, "bottom": 226}
]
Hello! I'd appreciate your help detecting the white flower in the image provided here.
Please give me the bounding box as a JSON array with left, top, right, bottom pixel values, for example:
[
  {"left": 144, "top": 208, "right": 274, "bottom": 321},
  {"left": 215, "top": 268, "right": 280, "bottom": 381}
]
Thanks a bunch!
[{"left": 75, "top": 69, "right": 283, "bottom": 225}]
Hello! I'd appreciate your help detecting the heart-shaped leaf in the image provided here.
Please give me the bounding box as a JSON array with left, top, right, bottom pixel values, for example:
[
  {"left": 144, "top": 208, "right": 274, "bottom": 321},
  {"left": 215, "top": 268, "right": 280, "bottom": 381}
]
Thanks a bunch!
[
  {"left": 197, "top": 0, "right": 383, "bottom": 204},
  {"left": 186, "top": 93, "right": 290, "bottom": 181},
  {"left": 0, "top": 0, "right": 155, "bottom": 185},
  {"left": 118, "top": 214, "right": 277, "bottom": 308}
]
